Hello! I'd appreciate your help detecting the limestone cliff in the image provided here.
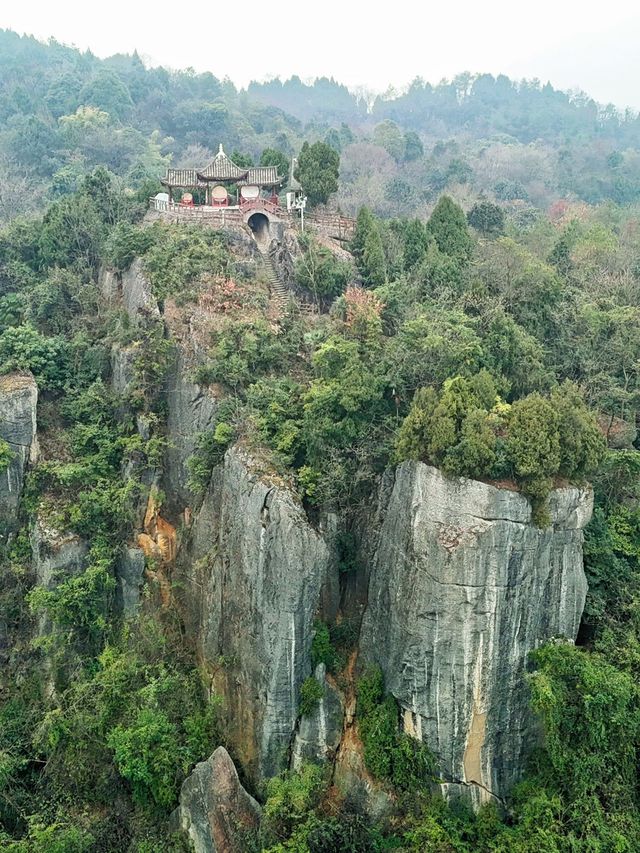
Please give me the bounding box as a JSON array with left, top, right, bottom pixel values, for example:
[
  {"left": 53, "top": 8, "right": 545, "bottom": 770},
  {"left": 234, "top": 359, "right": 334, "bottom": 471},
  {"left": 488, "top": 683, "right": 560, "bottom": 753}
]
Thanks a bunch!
[
  {"left": 0, "top": 373, "right": 38, "bottom": 539},
  {"left": 110, "top": 253, "right": 595, "bottom": 811},
  {"left": 176, "top": 448, "right": 338, "bottom": 783},
  {"left": 163, "top": 349, "right": 217, "bottom": 512},
  {"left": 359, "top": 462, "right": 593, "bottom": 805}
]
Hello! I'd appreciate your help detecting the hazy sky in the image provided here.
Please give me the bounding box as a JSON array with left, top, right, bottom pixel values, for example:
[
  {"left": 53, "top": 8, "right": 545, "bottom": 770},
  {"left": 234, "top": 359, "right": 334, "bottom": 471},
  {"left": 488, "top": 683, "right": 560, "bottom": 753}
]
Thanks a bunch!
[{"left": 2, "top": 0, "right": 639, "bottom": 109}]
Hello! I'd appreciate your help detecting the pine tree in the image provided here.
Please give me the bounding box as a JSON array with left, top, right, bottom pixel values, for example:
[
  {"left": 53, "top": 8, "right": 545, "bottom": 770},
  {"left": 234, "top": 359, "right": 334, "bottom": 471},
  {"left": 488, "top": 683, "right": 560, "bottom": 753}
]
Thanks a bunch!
[
  {"left": 351, "top": 206, "right": 375, "bottom": 265},
  {"left": 294, "top": 141, "right": 339, "bottom": 206},
  {"left": 426, "top": 196, "right": 473, "bottom": 262},
  {"left": 362, "top": 225, "right": 387, "bottom": 287}
]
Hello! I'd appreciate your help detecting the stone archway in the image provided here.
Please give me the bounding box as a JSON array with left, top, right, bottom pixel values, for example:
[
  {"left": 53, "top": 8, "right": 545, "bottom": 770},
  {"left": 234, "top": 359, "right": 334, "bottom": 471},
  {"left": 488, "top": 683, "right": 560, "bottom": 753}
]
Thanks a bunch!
[{"left": 247, "top": 211, "right": 270, "bottom": 246}]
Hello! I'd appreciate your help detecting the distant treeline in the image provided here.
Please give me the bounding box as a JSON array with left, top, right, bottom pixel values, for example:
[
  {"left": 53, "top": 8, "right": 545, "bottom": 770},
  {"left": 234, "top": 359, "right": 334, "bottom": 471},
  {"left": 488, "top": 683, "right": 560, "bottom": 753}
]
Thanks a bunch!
[{"left": 1, "top": 28, "right": 640, "bottom": 221}]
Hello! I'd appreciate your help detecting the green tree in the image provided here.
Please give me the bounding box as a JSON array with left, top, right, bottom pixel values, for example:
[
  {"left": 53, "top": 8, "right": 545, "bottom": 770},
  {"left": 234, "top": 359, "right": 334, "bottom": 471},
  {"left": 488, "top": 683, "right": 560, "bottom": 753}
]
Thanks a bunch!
[
  {"left": 551, "top": 381, "right": 606, "bottom": 481},
  {"left": 362, "top": 224, "right": 387, "bottom": 287},
  {"left": 529, "top": 643, "right": 640, "bottom": 818},
  {"left": 404, "top": 130, "right": 424, "bottom": 162},
  {"left": 506, "top": 393, "right": 561, "bottom": 521},
  {"left": 79, "top": 71, "right": 133, "bottom": 121},
  {"left": 294, "top": 141, "right": 339, "bottom": 206},
  {"left": 426, "top": 195, "right": 473, "bottom": 262},
  {"left": 467, "top": 200, "right": 505, "bottom": 236},
  {"left": 108, "top": 708, "right": 181, "bottom": 808},
  {"left": 402, "top": 218, "right": 431, "bottom": 270},
  {"left": 0, "top": 324, "right": 69, "bottom": 389},
  {"left": 351, "top": 206, "right": 376, "bottom": 265},
  {"left": 372, "top": 120, "right": 405, "bottom": 161},
  {"left": 295, "top": 234, "right": 351, "bottom": 299},
  {"left": 259, "top": 147, "right": 289, "bottom": 179}
]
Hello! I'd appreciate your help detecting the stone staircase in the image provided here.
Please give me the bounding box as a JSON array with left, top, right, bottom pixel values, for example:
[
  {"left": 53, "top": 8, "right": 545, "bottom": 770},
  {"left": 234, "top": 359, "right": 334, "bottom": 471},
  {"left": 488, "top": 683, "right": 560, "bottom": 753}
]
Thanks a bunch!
[
  {"left": 255, "top": 240, "right": 315, "bottom": 317},
  {"left": 261, "top": 251, "right": 290, "bottom": 312}
]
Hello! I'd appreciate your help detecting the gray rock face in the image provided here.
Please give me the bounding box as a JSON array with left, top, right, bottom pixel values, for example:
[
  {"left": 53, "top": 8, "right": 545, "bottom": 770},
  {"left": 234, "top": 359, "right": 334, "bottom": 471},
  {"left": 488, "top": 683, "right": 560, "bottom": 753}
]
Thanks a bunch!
[
  {"left": 111, "top": 344, "right": 137, "bottom": 397},
  {"left": 179, "top": 448, "right": 336, "bottom": 782},
  {"left": 360, "top": 462, "right": 593, "bottom": 804},
  {"left": 98, "top": 266, "right": 119, "bottom": 302},
  {"left": 0, "top": 373, "right": 38, "bottom": 538},
  {"left": 291, "top": 663, "right": 344, "bottom": 769},
  {"left": 31, "top": 515, "right": 89, "bottom": 640},
  {"left": 120, "top": 258, "right": 159, "bottom": 322},
  {"left": 116, "top": 547, "right": 146, "bottom": 617},
  {"left": 173, "top": 746, "right": 261, "bottom": 853},
  {"left": 32, "top": 517, "right": 89, "bottom": 591},
  {"left": 164, "top": 350, "right": 217, "bottom": 511}
]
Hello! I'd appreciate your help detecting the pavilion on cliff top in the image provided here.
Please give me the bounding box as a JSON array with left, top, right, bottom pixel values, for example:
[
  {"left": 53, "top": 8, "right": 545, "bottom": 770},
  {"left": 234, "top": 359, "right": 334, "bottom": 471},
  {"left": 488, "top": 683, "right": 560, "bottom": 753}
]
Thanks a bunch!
[{"left": 160, "top": 144, "right": 283, "bottom": 208}]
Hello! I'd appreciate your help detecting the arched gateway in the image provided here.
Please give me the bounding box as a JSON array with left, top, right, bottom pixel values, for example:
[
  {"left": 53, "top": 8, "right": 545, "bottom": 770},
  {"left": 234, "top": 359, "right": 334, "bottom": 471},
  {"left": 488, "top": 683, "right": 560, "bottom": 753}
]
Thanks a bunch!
[{"left": 247, "top": 211, "right": 270, "bottom": 243}]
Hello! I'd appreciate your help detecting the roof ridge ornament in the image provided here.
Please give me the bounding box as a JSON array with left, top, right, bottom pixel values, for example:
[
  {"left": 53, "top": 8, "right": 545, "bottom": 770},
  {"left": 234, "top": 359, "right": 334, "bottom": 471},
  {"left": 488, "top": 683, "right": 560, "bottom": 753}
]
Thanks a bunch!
[{"left": 217, "top": 143, "right": 224, "bottom": 156}]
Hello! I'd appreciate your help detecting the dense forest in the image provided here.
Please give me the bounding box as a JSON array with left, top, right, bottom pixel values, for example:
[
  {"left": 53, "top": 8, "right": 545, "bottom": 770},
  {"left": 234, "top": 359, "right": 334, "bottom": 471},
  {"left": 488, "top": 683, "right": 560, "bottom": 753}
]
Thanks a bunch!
[
  {"left": 2, "top": 28, "right": 640, "bottom": 224},
  {"left": 1, "top": 27, "right": 640, "bottom": 853}
]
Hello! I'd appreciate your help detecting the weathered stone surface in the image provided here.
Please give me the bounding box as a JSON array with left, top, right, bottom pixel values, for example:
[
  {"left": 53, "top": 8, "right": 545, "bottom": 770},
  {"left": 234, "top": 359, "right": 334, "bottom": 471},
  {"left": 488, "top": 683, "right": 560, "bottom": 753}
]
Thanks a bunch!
[
  {"left": 31, "top": 515, "right": 89, "bottom": 639},
  {"left": 269, "top": 228, "right": 299, "bottom": 287},
  {"left": 360, "top": 462, "right": 593, "bottom": 804},
  {"left": 32, "top": 517, "right": 89, "bottom": 591},
  {"left": 597, "top": 413, "right": 637, "bottom": 449},
  {"left": 111, "top": 344, "right": 137, "bottom": 397},
  {"left": 0, "top": 373, "right": 38, "bottom": 538},
  {"left": 98, "top": 266, "right": 119, "bottom": 302},
  {"left": 291, "top": 663, "right": 344, "bottom": 769},
  {"left": 178, "top": 448, "right": 337, "bottom": 782},
  {"left": 173, "top": 746, "right": 261, "bottom": 853},
  {"left": 163, "top": 350, "right": 217, "bottom": 511},
  {"left": 116, "top": 546, "right": 146, "bottom": 617},
  {"left": 121, "top": 258, "right": 159, "bottom": 322}
]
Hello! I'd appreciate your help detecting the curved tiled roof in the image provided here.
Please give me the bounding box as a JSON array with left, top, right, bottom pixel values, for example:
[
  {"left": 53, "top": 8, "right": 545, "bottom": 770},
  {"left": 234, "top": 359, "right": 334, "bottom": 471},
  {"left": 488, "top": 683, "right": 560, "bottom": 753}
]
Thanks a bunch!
[
  {"left": 160, "top": 169, "right": 207, "bottom": 188},
  {"left": 197, "top": 144, "right": 249, "bottom": 182},
  {"left": 161, "top": 145, "right": 284, "bottom": 188},
  {"left": 237, "top": 166, "right": 282, "bottom": 187}
]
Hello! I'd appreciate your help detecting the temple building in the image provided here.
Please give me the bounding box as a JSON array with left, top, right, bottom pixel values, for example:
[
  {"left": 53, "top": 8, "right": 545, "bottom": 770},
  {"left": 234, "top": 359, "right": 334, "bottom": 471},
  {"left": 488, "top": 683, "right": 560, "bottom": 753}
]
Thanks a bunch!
[{"left": 160, "top": 144, "right": 283, "bottom": 209}]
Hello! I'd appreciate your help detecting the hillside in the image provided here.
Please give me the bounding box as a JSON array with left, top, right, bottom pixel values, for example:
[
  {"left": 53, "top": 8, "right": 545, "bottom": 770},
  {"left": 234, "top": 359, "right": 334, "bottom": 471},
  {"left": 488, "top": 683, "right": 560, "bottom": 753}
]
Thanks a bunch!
[
  {"left": 0, "top": 156, "right": 639, "bottom": 850},
  {"left": 2, "top": 29, "right": 640, "bottom": 226}
]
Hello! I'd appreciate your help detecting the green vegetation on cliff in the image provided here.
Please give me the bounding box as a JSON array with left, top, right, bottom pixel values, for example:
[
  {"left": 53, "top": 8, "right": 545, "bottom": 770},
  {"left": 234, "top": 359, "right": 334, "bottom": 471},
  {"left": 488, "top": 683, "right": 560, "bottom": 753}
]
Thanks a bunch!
[{"left": 0, "top": 68, "right": 640, "bottom": 848}]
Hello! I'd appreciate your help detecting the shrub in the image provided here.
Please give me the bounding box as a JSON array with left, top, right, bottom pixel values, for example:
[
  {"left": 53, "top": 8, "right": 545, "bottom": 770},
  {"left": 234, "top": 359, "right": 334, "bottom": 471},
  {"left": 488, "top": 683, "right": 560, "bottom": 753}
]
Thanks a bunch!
[
  {"left": 104, "top": 221, "right": 154, "bottom": 272},
  {"left": 142, "top": 224, "right": 232, "bottom": 301},
  {"left": 467, "top": 201, "right": 505, "bottom": 236},
  {"left": 295, "top": 235, "right": 351, "bottom": 299},
  {"left": 262, "top": 764, "right": 324, "bottom": 844},
  {"left": 187, "top": 420, "right": 236, "bottom": 494},
  {"left": 108, "top": 708, "right": 181, "bottom": 808},
  {"left": 357, "top": 666, "right": 435, "bottom": 791},
  {"left": 0, "top": 324, "right": 70, "bottom": 390},
  {"left": 0, "top": 438, "right": 13, "bottom": 472},
  {"left": 310, "top": 621, "right": 340, "bottom": 673},
  {"left": 299, "top": 676, "right": 324, "bottom": 717}
]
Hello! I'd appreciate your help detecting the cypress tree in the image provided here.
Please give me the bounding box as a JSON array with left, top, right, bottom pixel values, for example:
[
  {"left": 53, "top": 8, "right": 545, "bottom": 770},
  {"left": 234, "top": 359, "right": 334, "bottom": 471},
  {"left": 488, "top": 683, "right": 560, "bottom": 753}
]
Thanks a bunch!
[
  {"left": 362, "top": 225, "right": 387, "bottom": 287},
  {"left": 426, "top": 195, "right": 473, "bottom": 262}
]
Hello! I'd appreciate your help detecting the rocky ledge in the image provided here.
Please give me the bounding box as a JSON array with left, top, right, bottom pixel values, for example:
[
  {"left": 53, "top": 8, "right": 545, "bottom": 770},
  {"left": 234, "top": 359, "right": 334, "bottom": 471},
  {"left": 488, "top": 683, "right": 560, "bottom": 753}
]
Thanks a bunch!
[{"left": 360, "top": 462, "right": 593, "bottom": 805}]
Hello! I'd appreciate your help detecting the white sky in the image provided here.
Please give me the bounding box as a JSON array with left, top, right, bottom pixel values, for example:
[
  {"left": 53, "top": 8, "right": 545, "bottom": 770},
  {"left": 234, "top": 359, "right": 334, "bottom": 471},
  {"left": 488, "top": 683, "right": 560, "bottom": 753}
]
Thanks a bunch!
[{"left": 2, "top": 0, "right": 639, "bottom": 109}]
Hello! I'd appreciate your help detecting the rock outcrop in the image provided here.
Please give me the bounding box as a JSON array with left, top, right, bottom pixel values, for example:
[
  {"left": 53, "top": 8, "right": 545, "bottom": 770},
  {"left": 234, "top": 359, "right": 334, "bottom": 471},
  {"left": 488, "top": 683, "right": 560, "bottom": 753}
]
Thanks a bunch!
[
  {"left": 172, "top": 746, "right": 261, "bottom": 853},
  {"left": 291, "top": 663, "right": 344, "bottom": 769},
  {"left": 0, "top": 373, "right": 38, "bottom": 538},
  {"left": 164, "top": 350, "right": 217, "bottom": 511},
  {"left": 178, "top": 448, "right": 337, "bottom": 783},
  {"left": 120, "top": 257, "right": 159, "bottom": 322},
  {"left": 31, "top": 514, "right": 89, "bottom": 641},
  {"left": 360, "top": 462, "right": 593, "bottom": 805},
  {"left": 116, "top": 546, "right": 146, "bottom": 617},
  {"left": 111, "top": 344, "right": 137, "bottom": 397}
]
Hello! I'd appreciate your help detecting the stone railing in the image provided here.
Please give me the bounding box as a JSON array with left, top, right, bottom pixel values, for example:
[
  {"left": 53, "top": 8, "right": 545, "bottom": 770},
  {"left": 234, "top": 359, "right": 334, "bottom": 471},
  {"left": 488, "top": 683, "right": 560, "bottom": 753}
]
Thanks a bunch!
[{"left": 148, "top": 198, "right": 244, "bottom": 226}]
